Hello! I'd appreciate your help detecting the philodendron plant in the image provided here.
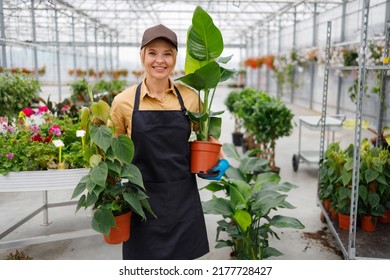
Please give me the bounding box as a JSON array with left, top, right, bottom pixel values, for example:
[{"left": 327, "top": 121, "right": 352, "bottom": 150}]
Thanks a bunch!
[
  {"left": 176, "top": 6, "right": 236, "bottom": 141},
  {"left": 71, "top": 88, "right": 155, "bottom": 236},
  {"left": 202, "top": 143, "right": 305, "bottom": 259}
]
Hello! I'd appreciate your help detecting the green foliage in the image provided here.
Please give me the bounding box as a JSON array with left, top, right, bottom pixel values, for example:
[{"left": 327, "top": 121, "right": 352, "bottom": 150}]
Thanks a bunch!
[
  {"left": 202, "top": 144, "right": 304, "bottom": 260},
  {"left": 0, "top": 73, "right": 41, "bottom": 119},
  {"left": 71, "top": 88, "right": 155, "bottom": 236},
  {"left": 176, "top": 6, "right": 236, "bottom": 141},
  {"left": 0, "top": 108, "right": 84, "bottom": 175},
  {"left": 234, "top": 88, "right": 294, "bottom": 170},
  {"left": 319, "top": 141, "right": 390, "bottom": 216}
]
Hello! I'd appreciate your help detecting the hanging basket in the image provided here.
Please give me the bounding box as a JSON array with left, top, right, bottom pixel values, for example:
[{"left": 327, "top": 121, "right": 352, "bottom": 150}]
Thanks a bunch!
[
  {"left": 104, "top": 211, "right": 132, "bottom": 244},
  {"left": 190, "top": 141, "right": 221, "bottom": 174}
]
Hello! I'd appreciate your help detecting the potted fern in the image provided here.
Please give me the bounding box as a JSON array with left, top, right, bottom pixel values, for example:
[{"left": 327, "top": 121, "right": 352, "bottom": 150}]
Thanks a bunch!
[
  {"left": 71, "top": 89, "right": 155, "bottom": 244},
  {"left": 176, "top": 6, "right": 236, "bottom": 173}
]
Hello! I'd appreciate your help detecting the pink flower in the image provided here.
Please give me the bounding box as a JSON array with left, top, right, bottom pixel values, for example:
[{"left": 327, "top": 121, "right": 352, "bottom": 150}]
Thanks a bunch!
[
  {"left": 6, "top": 153, "right": 14, "bottom": 160},
  {"left": 8, "top": 126, "right": 15, "bottom": 133},
  {"left": 49, "top": 125, "right": 62, "bottom": 136},
  {"left": 22, "top": 108, "right": 34, "bottom": 117},
  {"left": 61, "top": 105, "right": 70, "bottom": 112},
  {"left": 37, "top": 106, "right": 49, "bottom": 114},
  {"left": 30, "top": 125, "right": 40, "bottom": 134}
]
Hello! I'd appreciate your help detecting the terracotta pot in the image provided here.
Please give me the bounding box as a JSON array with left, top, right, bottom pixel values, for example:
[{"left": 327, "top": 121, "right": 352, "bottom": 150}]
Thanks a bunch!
[
  {"left": 361, "top": 215, "right": 378, "bottom": 232},
  {"left": 104, "top": 211, "right": 132, "bottom": 244},
  {"left": 331, "top": 207, "right": 338, "bottom": 221},
  {"left": 323, "top": 199, "right": 331, "bottom": 212},
  {"left": 338, "top": 212, "right": 350, "bottom": 231},
  {"left": 379, "top": 209, "right": 390, "bottom": 224},
  {"left": 190, "top": 141, "right": 221, "bottom": 173}
]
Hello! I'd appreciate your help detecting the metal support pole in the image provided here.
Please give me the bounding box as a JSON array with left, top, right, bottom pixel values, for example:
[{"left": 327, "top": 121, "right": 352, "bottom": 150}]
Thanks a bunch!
[
  {"left": 103, "top": 31, "right": 107, "bottom": 77},
  {"left": 84, "top": 21, "right": 89, "bottom": 75},
  {"left": 291, "top": 7, "right": 297, "bottom": 104},
  {"left": 94, "top": 26, "right": 99, "bottom": 81},
  {"left": 257, "top": 29, "right": 261, "bottom": 90},
  {"left": 30, "top": 0, "right": 39, "bottom": 81},
  {"left": 0, "top": 0, "right": 6, "bottom": 68},
  {"left": 336, "top": 0, "right": 348, "bottom": 114},
  {"left": 41, "top": 191, "right": 51, "bottom": 226},
  {"left": 309, "top": 3, "right": 318, "bottom": 109},
  {"left": 349, "top": 0, "right": 370, "bottom": 260},
  {"left": 116, "top": 32, "right": 119, "bottom": 69},
  {"left": 266, "top": 24, "right": 270, "bottom": 92},
  {"left": 54, "top": 8, "right": 62, "bottom": 101},
  {"left": 109, "top": 34, "right": 113, "bottom": 79},
  {"left": 72, "top": 15, "right": 77, "bottom": 81},
  {"left": 277, "top": 18, "right": 282, "bottom": 98},
  {"left": 376, "top": 18, "right": 390, "bottom": 146}
]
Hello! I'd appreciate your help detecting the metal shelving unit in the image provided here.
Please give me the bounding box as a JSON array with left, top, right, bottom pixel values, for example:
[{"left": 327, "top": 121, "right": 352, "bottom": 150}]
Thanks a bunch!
[{"left": 317, "top": 0, "right": 390, "bottom": 260}]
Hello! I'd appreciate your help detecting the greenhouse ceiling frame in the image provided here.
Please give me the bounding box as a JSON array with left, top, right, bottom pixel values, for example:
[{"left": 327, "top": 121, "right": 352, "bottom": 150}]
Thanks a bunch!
[{"left": 1, "top": 0, "right": 345, "bottom": 51}]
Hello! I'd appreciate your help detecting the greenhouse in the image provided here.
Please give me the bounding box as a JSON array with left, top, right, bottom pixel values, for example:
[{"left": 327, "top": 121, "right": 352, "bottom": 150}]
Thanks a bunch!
[{"left": 0, "top": 0, "right": 390, "bottom": 265}]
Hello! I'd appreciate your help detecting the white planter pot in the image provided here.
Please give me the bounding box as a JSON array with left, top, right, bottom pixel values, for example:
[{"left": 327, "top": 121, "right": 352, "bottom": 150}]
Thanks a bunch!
[{"left": 0, "top": 168, "right": 90, "bottom": 192}]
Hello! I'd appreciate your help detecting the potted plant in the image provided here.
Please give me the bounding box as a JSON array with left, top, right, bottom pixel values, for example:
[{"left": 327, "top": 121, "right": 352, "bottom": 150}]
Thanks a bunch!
[
  {"left": 202, "top": 143, "right": 304, "bottom": 259},
  {"left": 224, "top": 90, "right": 243, "bottom": 146},
  {"left": 176, "top": 6, "right": 236, "bottom": 173},
  {"left": 235, "top": 88, "right": 294, "bottom": 172},
  {"left": 0, "top": 73, "right": 41, "bottom": 119},
  {"left": 357, "top": 141, "right": 388, "bottom": 231},
  {"left": 71, "top": 89, "right": 155, "bottom": 244}
]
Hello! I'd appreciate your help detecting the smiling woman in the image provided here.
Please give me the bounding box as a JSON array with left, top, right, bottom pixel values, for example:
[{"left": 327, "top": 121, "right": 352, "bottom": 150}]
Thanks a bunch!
[{"left": 109, "top": 23, "right": 210, "bottom": 260}]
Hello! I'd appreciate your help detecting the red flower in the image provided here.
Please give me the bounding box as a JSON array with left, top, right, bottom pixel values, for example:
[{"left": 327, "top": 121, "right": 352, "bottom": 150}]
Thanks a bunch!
[
  {"left": 44, "top": 135, "right": 53, "bottom": 143},
  {"left": 30, "top": 133, "right": 43, "bottom": 142},
  {"left": 22, "top": 108, "right": 34, "bottom": 117}
]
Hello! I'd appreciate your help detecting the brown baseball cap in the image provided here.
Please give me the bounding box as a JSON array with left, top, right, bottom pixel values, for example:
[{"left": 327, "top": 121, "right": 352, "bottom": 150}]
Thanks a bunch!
[{"left": 141, "top": 24, "right": 178, "bottom": 50}]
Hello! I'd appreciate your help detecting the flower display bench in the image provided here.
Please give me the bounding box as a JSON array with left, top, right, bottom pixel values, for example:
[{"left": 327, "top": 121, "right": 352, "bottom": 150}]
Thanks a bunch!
[{"left": 0, "top": 168, "right": 99, "bottom": 250}]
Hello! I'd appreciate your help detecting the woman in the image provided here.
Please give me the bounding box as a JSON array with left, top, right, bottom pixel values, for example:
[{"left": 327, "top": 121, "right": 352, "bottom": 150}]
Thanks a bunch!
[{"left": 110, "top": 24, "right": 228, "bottom": 260}]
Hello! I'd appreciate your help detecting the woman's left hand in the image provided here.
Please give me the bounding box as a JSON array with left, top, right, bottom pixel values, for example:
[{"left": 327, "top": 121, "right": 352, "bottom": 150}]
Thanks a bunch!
[{"left": 197, "top": 159, "right": 229, "bottom": 180}]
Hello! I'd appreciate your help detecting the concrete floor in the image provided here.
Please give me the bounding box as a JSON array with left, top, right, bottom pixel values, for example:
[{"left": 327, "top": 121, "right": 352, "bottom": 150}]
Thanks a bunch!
[{"left": 0, "top": 85, "right": 346, "bottom": 260}]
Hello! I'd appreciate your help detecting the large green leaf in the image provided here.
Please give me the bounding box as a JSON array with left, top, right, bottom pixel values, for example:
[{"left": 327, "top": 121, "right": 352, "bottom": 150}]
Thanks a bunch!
[
  {"left": 177, "top": 61, "right": 221, "bottom": 92},
  {"left": 111, "top": 134, "right": 134, "bottom": 164},
  {"left": 90, "top": 162, "right": 108, "bottom": 187},
  {"left": 90, "top": 125, "right": 112, "bottom": 153},
  {"left": 223, "top": 143, "right": 241, "bottom": 161},
  {"left": 79, "top": 107, "right": 90, "bottom": 130},
  {"left": 121, "top": 164, "right": 144, "bottom": 190},
  {"left": 71, "top": 175, "right": 90, "bottom": 199},
  {"left": 92, "top": 207, "right": 116, "bottom": 235},
  {"left": 202, "top": 197, "right": 233, "bottom": 216},
  {"left": 208, "top": 116, "right": 221, "bottom": 139},
  {"left": 232, "top": 209, "right": 252, "bottom": 232},
  {"left": 187, "top": 6, "right": 223, "bottom": 63},
  {"left": 220, "top": 66, "right": 237, "bottom": 82},
  {"left": 230, "top": 185, "right": 247, "bottom": 210},
  {"left": 252, "top": 190, "right": 287, "bottom": 214},
  {"left": 91, "top": 100, "right": 110, "bottom": 124},
  {"left": 123, "top": 190, "right": 145, "bottom": 219},
  {"left": 270, "top": 215, "right": 305, "bottom": 229},
  {"left": 261, "top": 247, "right": 283, "bottom": 259}
]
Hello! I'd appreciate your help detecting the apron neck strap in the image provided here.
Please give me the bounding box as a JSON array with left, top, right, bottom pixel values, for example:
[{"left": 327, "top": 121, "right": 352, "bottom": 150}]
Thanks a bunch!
[{"left": 134, "top": 82, "right": 186, "bottom": 111}]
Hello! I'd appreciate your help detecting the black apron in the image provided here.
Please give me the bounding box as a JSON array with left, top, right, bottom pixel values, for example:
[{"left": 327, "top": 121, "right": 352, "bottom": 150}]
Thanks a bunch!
[{"left": 122, "top": 83, "right": 209, "bottom": 260}]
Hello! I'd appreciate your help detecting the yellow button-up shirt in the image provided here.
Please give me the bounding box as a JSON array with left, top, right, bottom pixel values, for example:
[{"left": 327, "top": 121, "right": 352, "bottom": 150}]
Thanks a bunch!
[{"left": 110, "top": 78, "right": 201, "bottom": 137}]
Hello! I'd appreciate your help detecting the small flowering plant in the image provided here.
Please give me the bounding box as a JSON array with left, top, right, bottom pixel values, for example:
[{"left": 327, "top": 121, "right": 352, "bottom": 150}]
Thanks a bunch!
[{"left": 0, "top": 106, "right": 84, "bottom": 175}]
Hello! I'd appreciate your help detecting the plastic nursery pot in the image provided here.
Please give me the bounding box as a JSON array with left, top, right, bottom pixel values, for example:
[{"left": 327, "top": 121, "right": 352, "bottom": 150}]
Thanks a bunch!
[
  {"left": 338, "top": 213, "right": 350, "bottom": 231},
  {"left": 323, "top": 199, "right": 331, "bottom": 212},
  {"left": 379, "top": 209, "right": 390, "bottom": 224},
  {"left": 361, "top": 215, "right": 378, "bottom": 232},
  {"left": 104, "top": 211, "right": 132, "bottom": 244},
  {"left": 190, "top": 141, "right": 221, "bottom": 174}
]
